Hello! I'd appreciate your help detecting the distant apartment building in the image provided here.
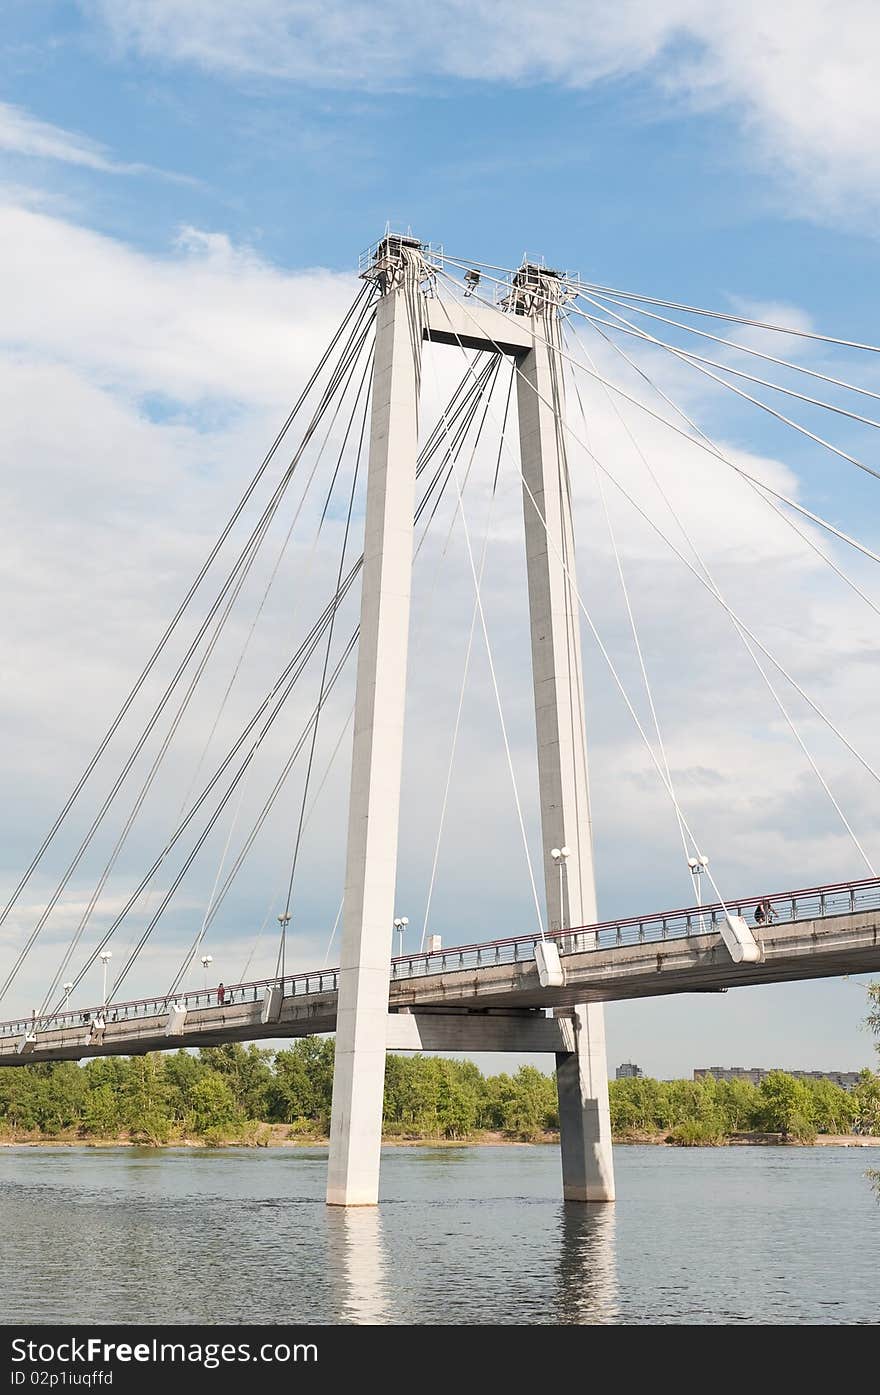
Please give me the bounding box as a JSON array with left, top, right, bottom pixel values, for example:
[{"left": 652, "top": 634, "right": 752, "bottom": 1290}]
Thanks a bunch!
[
  {"left": 616, "top": 1062, "right": 644, "bottom": 1080},
  {"left": 694, "top": 1066, "right": 863, "bottom": 1091}
]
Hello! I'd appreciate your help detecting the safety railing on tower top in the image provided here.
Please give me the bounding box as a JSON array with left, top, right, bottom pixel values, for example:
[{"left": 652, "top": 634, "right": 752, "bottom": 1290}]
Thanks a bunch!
[{"left": 1, "top": 874, "right": 878, "bottom": 1042}]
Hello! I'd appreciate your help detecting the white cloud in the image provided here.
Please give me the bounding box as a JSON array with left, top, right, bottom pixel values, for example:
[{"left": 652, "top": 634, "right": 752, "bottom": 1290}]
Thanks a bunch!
[
  {"left": 0, "top": 100, "right": 191, "bottom": 183},
  {"left": 0, "top": 205, "right": 351, "bottom": 405},
  {"left": 0, "top": 101, "right": 126, "bottom": 172},
  {"left": 83, "top": 0, "right": 880, "bottom": 214}
]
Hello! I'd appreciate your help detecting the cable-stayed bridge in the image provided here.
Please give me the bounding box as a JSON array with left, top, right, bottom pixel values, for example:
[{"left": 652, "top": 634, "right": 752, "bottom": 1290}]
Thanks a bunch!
[{"left": 3, "top": 232, "right": 880, "bottom": 1207}]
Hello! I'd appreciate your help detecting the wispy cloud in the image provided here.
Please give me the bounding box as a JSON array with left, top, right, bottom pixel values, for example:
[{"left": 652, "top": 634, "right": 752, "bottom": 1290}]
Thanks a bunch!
[
  {"left": 0, "top": 100, "right": 195, "bottom": 183},
  {"left": 82, "top": 0, "right": 880, "bottom": 217}
]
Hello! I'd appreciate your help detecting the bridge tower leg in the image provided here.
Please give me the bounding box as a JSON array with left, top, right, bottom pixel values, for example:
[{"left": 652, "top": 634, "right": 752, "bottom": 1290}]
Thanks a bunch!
[
  {"left": 513, "top": 265, "right": 615, "bottom": 1203},
  {"left": 327, "top": 236, "right": 425, "bottom": 1206}
]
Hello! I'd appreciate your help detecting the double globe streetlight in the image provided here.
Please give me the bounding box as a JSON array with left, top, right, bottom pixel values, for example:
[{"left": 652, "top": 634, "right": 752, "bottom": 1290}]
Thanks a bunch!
[
  {"left": 200, "top": 953, "right": 213, "bottom": 992},
  {"left": 550, "top": 846, "right": 571, "bottom": 934},
  {"left": 393, "top": 916, "right": 409, "bottom": 957},
  {"left": 688, "top": 854, "right": 710, "bottom": 930}
]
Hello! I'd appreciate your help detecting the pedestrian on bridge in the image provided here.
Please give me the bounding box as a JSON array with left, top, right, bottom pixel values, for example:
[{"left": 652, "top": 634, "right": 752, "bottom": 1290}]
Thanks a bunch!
[
  {"left": 754, "top": 897, "right": 776, "bottom": 926},
  {"left": 217, "top": 982, "right": 225, "bottom": 1006}
]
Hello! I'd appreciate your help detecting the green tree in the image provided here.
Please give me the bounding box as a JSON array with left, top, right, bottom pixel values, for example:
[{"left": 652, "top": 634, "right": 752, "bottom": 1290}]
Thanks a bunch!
[
  {"left": 664, "top": 1076, "right": 725, "bottom": 1133},
  {"left": 30, "top": 1062, "right": 88, "bottom": 1133},
  {"left": 124, "top": 1054, "right": 172, "bottom": 1144},
  {"left": 853, "top": 1068, "right": 880, "bottom": 1136},
  {"left": 163, "top": 1049, "right": 209, "bottom": 1125},
  {"left": 715, "top": 1077, "right": 762, "bottom": 1132},
  {"left": 84, "top": 1056, "right": 130, "bottom": 1093},
  {"left": 864, "top": 986, "right": 880, "bottom": 1197},
  {"left": 270, "top": 1039, "right": 334, "bottom": 1127},
  {"left": 188, "top": 1073, "right": 242, "bottom": 1134},
  {"left": 803, "top": 1078, "right": 856, "bottom": 1135},
  {"left": 757, "top": 1071, "right": 816, "bottom": 1140},
  {"left": 199, "top": 1044, "right": 274, "bottom": 1119},
  {"left": 12, "top": 1046, "right": 879, "bottom": 1155},
  {"left": 480, "top": 1065, "right": 556, "bottom": 1139},
  {"left": 434, "top": 1059, "right": 481, "bottom": 1139},
  {"left": 608, "top": 1076, "right": 675, "bottom": 1133},
  {"left": 383, "top": 1055, "right": 439, "bottom": 1133},
  {"left": 82, "top": 1082, "right": 122, "bottom": 1136},
  {"left": 0, "top": 1067, "right": 42, "bottom": 1132}
]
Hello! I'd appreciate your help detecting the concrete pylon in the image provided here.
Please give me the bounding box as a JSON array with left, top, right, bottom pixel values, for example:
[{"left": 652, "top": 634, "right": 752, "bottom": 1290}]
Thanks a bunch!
[
  {"left": 327, "top": 236, "right": 425, "bottom": 1206},
  {"left": 512, "top": 264, "right": 615, "bottom": 1203}
]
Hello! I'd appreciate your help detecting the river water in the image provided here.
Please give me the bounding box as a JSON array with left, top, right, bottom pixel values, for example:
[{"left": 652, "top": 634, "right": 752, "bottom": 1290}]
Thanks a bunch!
[{"left": 1, "top": 1143, "right": 877, "bottom": 1325}]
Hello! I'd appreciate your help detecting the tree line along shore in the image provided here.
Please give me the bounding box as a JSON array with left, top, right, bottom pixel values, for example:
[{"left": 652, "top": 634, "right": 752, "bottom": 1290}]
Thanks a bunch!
[{"left": 1, "top": 1040, "right": 879, "bottom": 1147}]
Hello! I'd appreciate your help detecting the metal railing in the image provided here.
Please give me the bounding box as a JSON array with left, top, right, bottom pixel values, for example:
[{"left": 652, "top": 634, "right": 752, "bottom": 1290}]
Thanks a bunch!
[
  {"left": 2, "top": 873, "right": 878, "bottom": 1044},
  {"left": 388, "top": 874, "right": 880, "bottom": 980},
  {"left": 0, "top": 970, "right": 339, "bottom": 1042},
  {"left": 357, "top": 232, "right": 444, "bottom": 276}
]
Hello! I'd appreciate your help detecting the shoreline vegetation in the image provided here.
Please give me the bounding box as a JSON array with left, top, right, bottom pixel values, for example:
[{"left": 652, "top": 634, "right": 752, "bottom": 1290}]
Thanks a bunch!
[
  {"left": 2, "top": 1040, "right": 879, "bottom": 1150},
  {"left": 2, "top": 1130, "right": 879, "bottom": 1150}
]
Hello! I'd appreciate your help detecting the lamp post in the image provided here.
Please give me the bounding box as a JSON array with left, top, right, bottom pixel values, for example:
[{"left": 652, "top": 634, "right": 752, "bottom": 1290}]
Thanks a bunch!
[
  {"left": 62, "top": 982, "right": 73, "bottom": 1013},
  {"left": 200, "top": 953, "right": 213, "bottom": 993},
  {"left": 550, "top": 846, "right": 570, "bottom": 941},
  {"left": 688, "top": 855, "right": 710, "bottom": 931},
  {"left": 99, "top": 950, "right": 112, "bottom": 1007},
  {"left": 393, "top": 916, "right": 409, "bottom": 959},
  {"left": 277, "top": 913, "right": 291, "bottom": 986}
]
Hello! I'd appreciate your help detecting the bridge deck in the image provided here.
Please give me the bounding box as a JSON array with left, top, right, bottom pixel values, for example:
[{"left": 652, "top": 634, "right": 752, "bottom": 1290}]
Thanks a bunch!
[{"left": 2, "top": 894, "right": 878, "bottom": 1065}]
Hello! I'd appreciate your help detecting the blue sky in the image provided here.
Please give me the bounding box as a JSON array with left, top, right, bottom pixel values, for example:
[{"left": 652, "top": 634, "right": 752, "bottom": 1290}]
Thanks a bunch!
[
  {"left": 5, "top": 2, "right": 880, "bottom": 312},
  {"left": 2, "top": 1, "right": 880, "bottom": 1077}
]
